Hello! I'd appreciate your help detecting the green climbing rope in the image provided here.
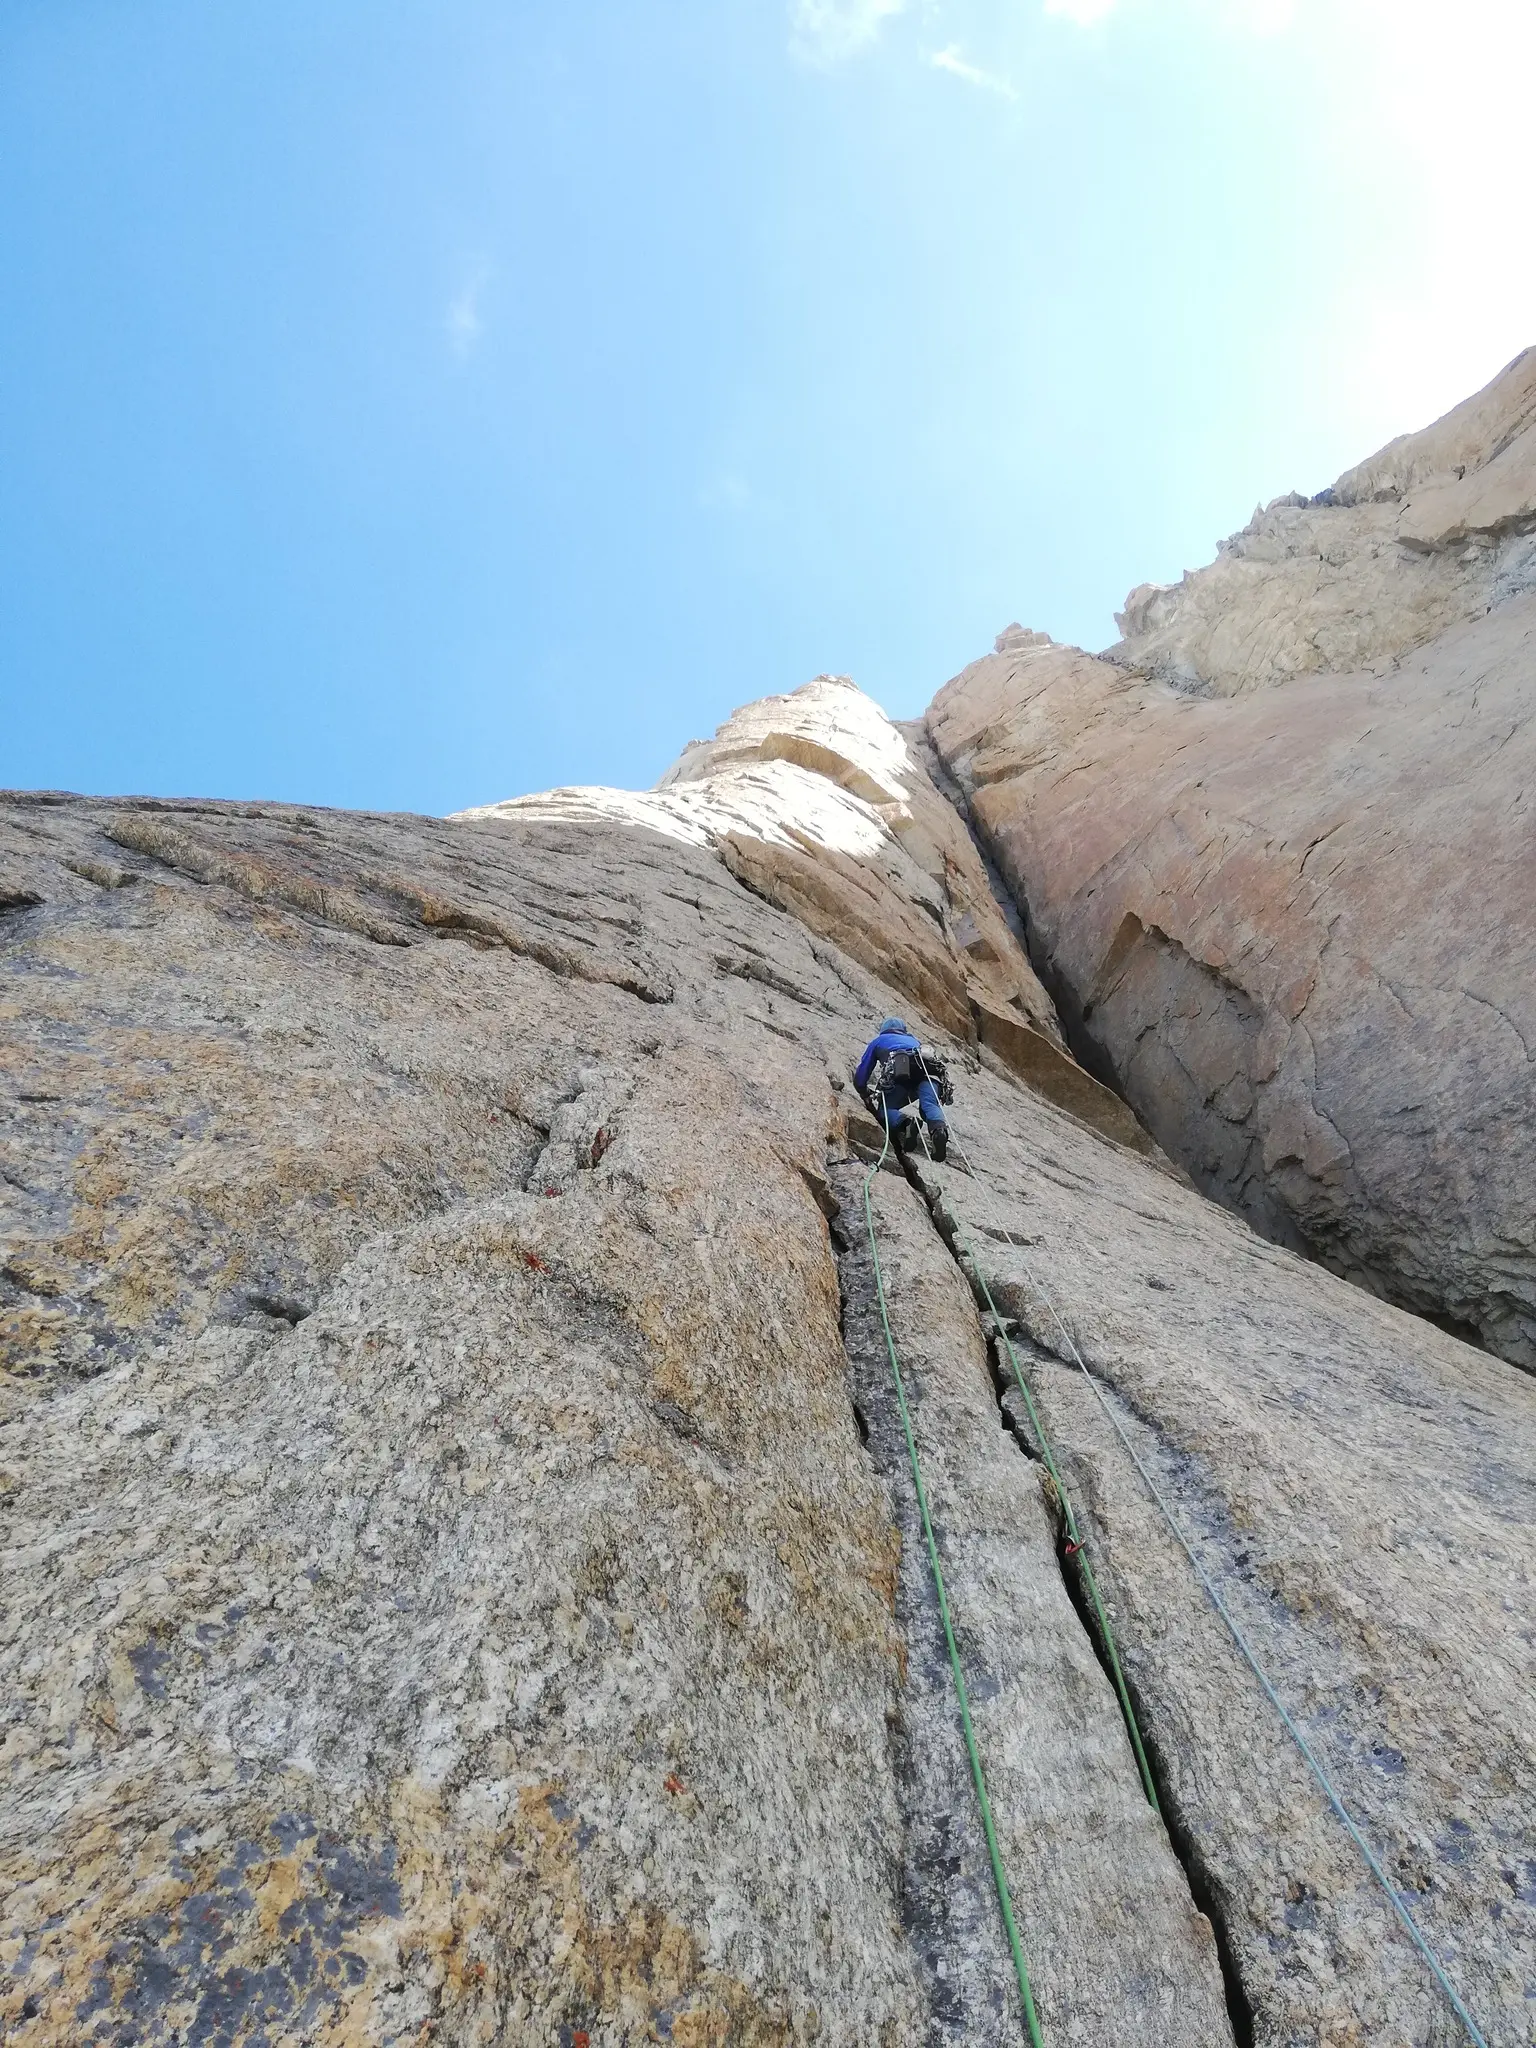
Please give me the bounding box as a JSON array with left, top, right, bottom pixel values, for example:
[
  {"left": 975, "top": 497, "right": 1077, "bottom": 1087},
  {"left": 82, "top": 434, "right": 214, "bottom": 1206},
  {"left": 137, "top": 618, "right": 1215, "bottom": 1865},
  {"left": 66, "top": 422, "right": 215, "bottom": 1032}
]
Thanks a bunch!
[
  {"left": 859, "top": 1128, "right": 1046, "bottom": 2048},
  {"left": 955, "top": 1223, "right": 1161, "bottom": 1815},
  {"left": 923, "top": 1121, "right": 1489, "bottom": 2048},
  {"left": 899, "top": 1055, "right": 1161, "bottom": 1815}
]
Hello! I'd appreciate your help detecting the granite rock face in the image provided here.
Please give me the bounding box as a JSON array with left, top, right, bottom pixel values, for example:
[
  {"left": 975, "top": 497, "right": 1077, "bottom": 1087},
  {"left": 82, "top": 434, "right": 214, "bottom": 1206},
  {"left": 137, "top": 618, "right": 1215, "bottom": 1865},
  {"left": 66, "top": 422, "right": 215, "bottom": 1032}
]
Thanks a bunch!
[
  {"left": 462, "top": 674, "right": 1054, "bottom": 1051},
  {"left": 0, "top": 791, "right": 1219, "bottom": 2045},
  {"left": 460, "top": 675, "right": 1154, "bottom": 1159},
  {"left": 1108, "top": 346, "right": 1536, "bottom": 697},
  {"left": 926, "top": 353, "right": 1536, "bottom": 1369},
  {"left": 832, "top": 1160, "right": 1233, "bottom": 2046},
  {"left": 2, "top": 733, "right": 1532, "bottom": 2045},
  {"left": 906, "top": 1062, "right": 1536, "bottom": 2046}
]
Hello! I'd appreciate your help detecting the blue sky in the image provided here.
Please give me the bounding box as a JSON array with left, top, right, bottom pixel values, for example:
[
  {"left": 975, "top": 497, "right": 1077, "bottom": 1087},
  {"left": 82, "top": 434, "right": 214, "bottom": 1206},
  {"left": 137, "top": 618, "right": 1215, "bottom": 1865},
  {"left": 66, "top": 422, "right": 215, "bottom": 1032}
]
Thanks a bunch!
[{"left": 2, "top": 0, "right": 1531, "bottom": 814}]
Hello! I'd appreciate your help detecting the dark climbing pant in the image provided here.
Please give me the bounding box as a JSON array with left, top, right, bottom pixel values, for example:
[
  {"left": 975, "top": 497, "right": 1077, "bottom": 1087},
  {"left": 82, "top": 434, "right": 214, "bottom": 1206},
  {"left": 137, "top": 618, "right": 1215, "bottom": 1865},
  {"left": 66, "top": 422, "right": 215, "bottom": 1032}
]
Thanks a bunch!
[{"left": 874, "top": 1079, "right": 947, "bottom": 1151}]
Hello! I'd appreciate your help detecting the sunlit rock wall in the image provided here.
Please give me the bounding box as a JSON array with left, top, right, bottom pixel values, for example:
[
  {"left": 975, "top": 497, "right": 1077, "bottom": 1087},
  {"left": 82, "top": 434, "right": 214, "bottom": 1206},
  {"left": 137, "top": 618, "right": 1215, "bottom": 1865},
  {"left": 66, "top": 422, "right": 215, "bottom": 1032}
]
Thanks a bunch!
[{"left": 926, "top": 350, "right": 1536, "bottom": 1368}]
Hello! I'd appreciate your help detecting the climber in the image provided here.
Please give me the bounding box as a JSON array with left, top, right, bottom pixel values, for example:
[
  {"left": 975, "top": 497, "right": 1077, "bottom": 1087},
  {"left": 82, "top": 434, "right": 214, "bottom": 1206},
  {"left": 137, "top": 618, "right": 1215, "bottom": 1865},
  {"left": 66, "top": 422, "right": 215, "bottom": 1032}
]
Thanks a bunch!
[{"left": 853, "top": 1016, "right": 952, "bottom": 1162}]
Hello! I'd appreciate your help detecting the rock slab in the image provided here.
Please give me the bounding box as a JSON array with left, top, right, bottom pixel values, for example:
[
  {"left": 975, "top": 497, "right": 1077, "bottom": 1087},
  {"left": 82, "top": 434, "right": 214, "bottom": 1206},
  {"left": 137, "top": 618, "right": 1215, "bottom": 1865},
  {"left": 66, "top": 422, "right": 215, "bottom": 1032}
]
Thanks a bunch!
[{"left": 0, "top": 792, "right": 1222, "bottom": 2045}]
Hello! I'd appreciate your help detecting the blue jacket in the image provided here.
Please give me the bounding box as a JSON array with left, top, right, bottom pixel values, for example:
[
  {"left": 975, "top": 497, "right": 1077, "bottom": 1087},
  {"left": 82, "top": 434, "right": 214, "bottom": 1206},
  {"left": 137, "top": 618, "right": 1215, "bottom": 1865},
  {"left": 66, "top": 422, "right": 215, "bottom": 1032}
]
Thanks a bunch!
[{"left": 854, "top": 1025, "right": 922, "bottom": 1094}]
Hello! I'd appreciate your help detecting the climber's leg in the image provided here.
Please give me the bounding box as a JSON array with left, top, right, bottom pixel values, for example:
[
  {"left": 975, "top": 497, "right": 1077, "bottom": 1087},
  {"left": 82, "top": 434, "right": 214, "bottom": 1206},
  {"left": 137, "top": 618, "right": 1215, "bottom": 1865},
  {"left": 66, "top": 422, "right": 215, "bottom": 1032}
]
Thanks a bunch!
[{"left": 916, "top": 1077, "right": 948, "bottom": 1159}]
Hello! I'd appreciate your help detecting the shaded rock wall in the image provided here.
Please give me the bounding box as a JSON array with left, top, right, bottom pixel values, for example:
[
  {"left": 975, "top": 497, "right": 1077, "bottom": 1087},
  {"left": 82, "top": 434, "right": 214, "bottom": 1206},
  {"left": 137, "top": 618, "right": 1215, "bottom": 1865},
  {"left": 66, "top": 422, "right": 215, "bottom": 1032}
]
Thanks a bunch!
[{"left": 926, "top": 353, "right": 1536, "bottom": 1368}]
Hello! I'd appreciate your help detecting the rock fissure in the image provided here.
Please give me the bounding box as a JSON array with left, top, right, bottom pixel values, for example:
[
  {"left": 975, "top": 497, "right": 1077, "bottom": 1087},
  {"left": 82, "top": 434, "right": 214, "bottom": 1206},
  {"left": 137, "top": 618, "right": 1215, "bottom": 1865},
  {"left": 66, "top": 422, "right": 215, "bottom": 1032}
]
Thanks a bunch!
[
  {"left": 890, "top": 1142, "right": 1259, "bottom": 2044},
  {"left": 912, "top": 1079, "right": 1532, "bottom": 2038},
  {"left": 1073, "top": 1362, "right": 1509, "bottom": 2039},
  {"left": 827, "top": 1150, "right": 1237, "bottom": 2044},
  {"left": 1458, "top": 984, "right": 1534, "bottom": 1062},
  {"left": 827, "top": 1165, "right": 1018, "bottom": 2045},
  {"left": 1022, "top": 1388, "right": 1259, "bottom": 2048}
]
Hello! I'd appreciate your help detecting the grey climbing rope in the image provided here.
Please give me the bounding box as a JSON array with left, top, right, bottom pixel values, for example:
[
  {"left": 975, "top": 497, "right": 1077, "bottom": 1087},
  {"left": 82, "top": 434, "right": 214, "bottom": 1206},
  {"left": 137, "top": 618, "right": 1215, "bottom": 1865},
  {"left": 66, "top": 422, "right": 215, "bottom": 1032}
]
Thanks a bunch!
[
  {"left": 859, "top": 1120, "right": 1046, "bottom": 2047},
  {"left": 935, "top": 1128, "right": 1490, "bottom": 2048}
]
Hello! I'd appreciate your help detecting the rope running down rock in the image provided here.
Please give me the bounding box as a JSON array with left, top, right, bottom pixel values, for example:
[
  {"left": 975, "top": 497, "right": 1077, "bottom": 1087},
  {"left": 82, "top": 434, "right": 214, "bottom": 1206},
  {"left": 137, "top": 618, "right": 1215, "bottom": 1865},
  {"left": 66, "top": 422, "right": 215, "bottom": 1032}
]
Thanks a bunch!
[
  {"left": 957, "top": 1223, "right": 1161, "bottom": 1810},
  {"left": 903, "top": 1075, "right": 1160, "bottom": 1806},
  {"left": 860, "top": 1114, "right": 1046, "bottom": 2046},
  {"left": 934, "top": 1124, "right": 1490, "bottom": 2048}
]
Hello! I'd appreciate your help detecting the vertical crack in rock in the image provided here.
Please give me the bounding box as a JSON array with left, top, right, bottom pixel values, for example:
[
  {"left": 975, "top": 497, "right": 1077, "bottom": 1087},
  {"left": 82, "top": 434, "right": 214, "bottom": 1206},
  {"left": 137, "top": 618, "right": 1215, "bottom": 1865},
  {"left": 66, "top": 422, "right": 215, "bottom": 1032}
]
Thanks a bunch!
[
  {"left": 892, "top": 1148, "right": 1258, "bottom": 2047},
  {"left": 828, "top": 1154, "right": 1237, "bottom": 2045},
  {"left": 997, "top": 1341, "right": 1263, "bottom": 2046},
  {"left": 829, "top": 1167, "right": 1017, "bottom": 2045},
  {"left": 1045, "top": 1506, "right": 1258, "bottom": 2048},
  {"left": 914, "top": 720, "right": 1135, "bottom": 1109},
  {"left": 986, "top": 1325, "right": 1259, "bottom": 2048},
  {"left": 897, "top": 1091, "right": 1536, "bottom": 2042},
  {"left": 901, "top": 722, "right": 1031, "bottom": 960}
]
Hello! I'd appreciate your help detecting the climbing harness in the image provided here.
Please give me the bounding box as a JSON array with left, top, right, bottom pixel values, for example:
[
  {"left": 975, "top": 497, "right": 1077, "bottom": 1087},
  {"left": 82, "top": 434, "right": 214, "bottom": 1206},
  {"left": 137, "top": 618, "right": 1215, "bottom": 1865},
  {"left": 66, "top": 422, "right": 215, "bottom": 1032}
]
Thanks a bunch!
[
  {"left": 859, "top": 1124, "right": 1046, "bottom": 2048},
  {"left": 927, "top": 1123, "right": 1491, "bottom": 2048},
  {"left": 863, "top": 1050, "right": 951, "bottom": 1164},
  {"left": 866, "top": 1042, "right": 955, "bottom": 1105}
]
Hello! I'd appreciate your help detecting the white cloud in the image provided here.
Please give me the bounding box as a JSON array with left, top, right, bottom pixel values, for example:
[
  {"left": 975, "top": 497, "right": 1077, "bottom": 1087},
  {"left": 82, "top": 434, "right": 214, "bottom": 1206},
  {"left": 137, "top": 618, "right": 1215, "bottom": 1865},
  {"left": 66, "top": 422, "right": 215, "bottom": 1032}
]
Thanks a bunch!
[
  {"left": 1231, "top": 0, "right": 1295, "bottom": 30},
  {"left": 930, "top": 45, "right": 1019, "bottom": 97},
  {"left": 446, "top": 262, "right": 491, "bottom": 360},
  {"left": 1043, "top": 0, "right": 1119, "bottom": 23},
  {"left": 1042, "top": 0, "right": 1293, "bottom": 24},
  {"left": 790, "top": 0, "right": 904, "bottom": 63}
]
